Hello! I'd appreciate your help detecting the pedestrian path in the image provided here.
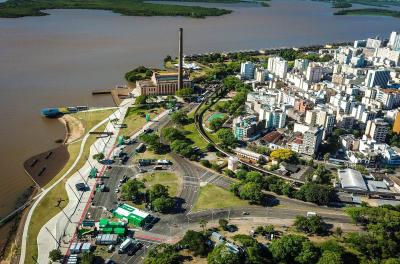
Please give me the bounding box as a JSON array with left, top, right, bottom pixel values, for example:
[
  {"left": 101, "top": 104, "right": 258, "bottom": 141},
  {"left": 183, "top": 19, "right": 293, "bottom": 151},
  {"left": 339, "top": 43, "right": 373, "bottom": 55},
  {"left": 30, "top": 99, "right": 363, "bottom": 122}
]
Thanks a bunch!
[{"left": 33, "top": 98, "right": 132, "bottom": 263}]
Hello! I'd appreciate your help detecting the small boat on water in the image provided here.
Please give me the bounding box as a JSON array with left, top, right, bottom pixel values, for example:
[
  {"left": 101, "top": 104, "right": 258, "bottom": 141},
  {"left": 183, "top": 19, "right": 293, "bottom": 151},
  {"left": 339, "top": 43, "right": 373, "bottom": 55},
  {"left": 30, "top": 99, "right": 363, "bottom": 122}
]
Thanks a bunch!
[{"left": 41, "top": 108, "right": 62, "bottom": 118}]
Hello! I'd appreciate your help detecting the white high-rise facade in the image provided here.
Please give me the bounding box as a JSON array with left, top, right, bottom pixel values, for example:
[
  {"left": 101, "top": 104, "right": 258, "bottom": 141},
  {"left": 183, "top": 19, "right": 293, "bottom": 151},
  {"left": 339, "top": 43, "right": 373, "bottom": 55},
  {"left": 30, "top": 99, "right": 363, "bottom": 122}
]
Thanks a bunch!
[
  {"left": 306, "top": 63, "right": 323, "bottom": 83},
  {"left": 240, "top": 61, "right": 255, "bottom": 80},
  {"left": 267, "top": 57, "right": 288, "bottom": 79}
]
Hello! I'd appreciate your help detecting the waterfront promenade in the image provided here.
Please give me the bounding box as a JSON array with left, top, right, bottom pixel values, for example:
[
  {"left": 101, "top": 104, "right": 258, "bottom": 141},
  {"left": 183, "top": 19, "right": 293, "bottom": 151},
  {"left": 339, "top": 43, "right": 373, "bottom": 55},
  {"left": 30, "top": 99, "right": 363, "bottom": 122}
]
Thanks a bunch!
[
  {"left": 30, "top": 99, "right": 170, "bottom": 263},
  {"left": 19, "top": 101, "right": 133, "bottom": 264}
]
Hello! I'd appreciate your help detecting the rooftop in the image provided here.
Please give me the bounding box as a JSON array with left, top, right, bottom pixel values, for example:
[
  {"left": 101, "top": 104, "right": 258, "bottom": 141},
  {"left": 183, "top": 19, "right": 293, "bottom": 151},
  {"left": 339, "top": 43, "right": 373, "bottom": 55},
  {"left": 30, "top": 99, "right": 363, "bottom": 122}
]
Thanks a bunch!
[{"left": 338, "top": 168, "right": 368, "bottom": 191}]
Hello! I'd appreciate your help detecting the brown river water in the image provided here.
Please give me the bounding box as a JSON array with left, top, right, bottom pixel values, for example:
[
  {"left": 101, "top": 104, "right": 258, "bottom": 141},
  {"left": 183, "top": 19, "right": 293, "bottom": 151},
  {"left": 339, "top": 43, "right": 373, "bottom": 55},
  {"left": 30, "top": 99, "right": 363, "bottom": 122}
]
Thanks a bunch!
[{"left": 0, "top": 0, "right": 397, "bottom": 242}]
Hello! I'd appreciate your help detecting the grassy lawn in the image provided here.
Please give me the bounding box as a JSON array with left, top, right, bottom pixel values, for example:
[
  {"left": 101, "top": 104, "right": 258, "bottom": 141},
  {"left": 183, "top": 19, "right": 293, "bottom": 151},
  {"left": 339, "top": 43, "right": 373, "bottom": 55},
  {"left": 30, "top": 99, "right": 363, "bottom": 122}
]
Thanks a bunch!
[
  {"left": 183, "top": 123, "right": 208, "bottom": 150},
  {"left": 118, "top": 106, "right": 163, "bottom": 138},
  {"left": 193, "top": 184, "right": 249, "bottom": 211},
  {"left": 131, "top": 150, "right": 165, "bottom": 162},
  {"left": 25, "top": 111, "right": 111, "bottom": 263},
  {"left": 141, "top": 172, "right": 179, "bottom": 197},
  {"left": 73, "top": 109, "right": 115, "bottom": 135}
]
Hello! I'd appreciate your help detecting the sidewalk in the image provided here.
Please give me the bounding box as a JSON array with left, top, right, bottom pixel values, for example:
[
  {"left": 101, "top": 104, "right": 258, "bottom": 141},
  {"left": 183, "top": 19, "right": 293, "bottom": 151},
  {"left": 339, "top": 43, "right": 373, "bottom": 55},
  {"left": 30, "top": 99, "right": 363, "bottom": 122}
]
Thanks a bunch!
[
  {"left": 36, "top": 99, "right": 132, "bottom": 263},
  {"left": 35, "top": 101, "right": 170, "bottom": 262}
]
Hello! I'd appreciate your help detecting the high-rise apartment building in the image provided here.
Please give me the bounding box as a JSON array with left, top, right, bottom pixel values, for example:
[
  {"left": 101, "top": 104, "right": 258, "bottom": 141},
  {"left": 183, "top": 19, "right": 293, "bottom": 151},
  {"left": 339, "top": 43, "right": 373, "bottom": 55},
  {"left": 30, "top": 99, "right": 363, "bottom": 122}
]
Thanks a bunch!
[
  {"left": 389, "top": 31, "right": 400, "bottom": 50},
  {"left": 240, "top": 61, "right": 255, "bottom": 80},
  {"left": 300, "top": 127, "right": 323, "bottom": 156},
  {"left": 365, "top": 69, "right": 390, "bottom": 88},
  {"left": 294, "top": 59, "right": 309, "bottom": 71},
  {"left": 365, "top": 118, "right": 389, "bottom": 143},
  {"left": 254, "top": 67, "right": 265, "bottom": 82},
  {"left": 366, "top": 38, "right": 382, "bottom": 49},
  {"left": 306, "top": 63, "right": 323, "bottom": 83},
  {"left": 267, "top": 57, "right": 288, "bottom": 79}
]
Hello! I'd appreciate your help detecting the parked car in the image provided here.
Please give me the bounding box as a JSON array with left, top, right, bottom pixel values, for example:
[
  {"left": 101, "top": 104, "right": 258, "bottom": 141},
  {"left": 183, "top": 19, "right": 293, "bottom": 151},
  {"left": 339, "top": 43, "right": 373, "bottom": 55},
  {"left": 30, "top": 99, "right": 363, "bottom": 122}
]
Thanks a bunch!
[{"left": 107, "top": 245, "right": 115, "bottom": 253}]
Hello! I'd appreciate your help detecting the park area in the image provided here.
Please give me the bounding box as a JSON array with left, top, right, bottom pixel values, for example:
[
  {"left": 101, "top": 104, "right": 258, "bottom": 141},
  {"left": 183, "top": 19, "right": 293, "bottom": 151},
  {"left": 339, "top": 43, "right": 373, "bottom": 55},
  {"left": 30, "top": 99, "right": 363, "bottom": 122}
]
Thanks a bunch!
[
  {"left": 118, "top": 106, "right": 163, "bottom": 137},
  {"left": 141, "top": 172, "right": 180, "bottom": 198},
  {"left": 193, "top": 184, "right": 249, "bottom": 211}
]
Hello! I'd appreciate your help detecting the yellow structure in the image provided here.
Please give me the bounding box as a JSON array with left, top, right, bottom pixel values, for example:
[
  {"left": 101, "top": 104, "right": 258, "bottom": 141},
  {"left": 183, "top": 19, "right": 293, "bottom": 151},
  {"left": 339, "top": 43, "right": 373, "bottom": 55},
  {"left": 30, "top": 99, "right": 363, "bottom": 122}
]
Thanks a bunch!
[{"left": 393, "top": 112, "right": 400, "bottom": 134}]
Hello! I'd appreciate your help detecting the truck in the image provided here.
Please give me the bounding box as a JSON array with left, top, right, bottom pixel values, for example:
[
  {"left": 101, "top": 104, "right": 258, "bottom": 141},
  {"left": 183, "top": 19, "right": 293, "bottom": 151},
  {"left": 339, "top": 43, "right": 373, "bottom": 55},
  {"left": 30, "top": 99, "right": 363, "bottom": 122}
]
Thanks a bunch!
[
  {"left": 135, "top": 143, "right": 145, "bottom": 153},
  {"left": 306, "top": 211, "right": 317, "bottom": 217},
  {"left": 118, "top": 238, "right": 134, "bottom": 254}
]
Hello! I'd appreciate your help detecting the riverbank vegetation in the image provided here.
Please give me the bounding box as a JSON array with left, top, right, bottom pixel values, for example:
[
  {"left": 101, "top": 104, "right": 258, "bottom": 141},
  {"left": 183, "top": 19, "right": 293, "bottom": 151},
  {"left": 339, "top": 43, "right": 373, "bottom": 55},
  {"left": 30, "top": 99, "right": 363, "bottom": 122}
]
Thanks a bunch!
[
  {"left": 334, "top": 8, "right": 400, "bottom": 19},
  {"left": 0, "top": 0, "right": 232, "bottom": 18}
]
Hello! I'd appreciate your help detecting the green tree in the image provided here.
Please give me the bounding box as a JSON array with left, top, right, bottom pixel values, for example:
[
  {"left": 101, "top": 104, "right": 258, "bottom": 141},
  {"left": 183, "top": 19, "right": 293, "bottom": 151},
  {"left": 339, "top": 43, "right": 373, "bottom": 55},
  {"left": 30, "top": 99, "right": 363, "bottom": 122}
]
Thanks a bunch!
[
  {"left": 176, "top": 87, "right": 194, "bottom": 98},
  {"left": 121, "top": 179, "right": 145, "bottom": 201},
  {"left": 145, "top": 244, "right": 180, "bottom": 264},
  {"left": 200, "top": 159, "right": 211, "bottom": 168},
  {"left": 49, "top": 249, "right": 62, "bottom": 261},
  {"left": 219, "top": 218, "right": 229, "bottom": 230},
  {"left": 164, "top": 55, "right": 172, "bottom": 63},
  {"left": 199, "top": 219, "right": 208, "bottom": 233},
  {"left": 179, "top": 230, "right": 210, "bottom": 256},
  {"left": 270, "top": 235, "right": 318, "bottom": 264},
  {"left": 148, "top": 184, "right": 169, "bottom": 201},
  {"left": 151, "top": 197, "right": 174, "bottom": 213},
  {"left": 239, "top": 182, "right": 263, "bottom": 204},
  {"left": 334, "top": 227, "right": 343, "bottom": 237},
  {"left": 294, "top": 215, "right": 327, "bottom": 235},
  {"left": 171, "top": 110, "right": 189, "bottom": 125},
  {"left": 170, "top": 139, "right": 194, "bottom": 158},
  {"left": 135, "top": 95, "right": 148, "bottom": 105},
  {"left": 92, "top": 152, "right": 105, "bottom": 161},
  {"left": 207, "top": 244, "right": 243, "bottom": 264},
  {"left": 323, "top": 153, "right": 330, "bottom": 163},
  {"left": 161, "top": 127, "right": 185, "bottom": 142},
  {"left": 209, "top": 117, "right": 225, "bottom": 131},
  {"left": 217, "top": 128, "right": 237, "bottom": 148},
  {"left": 296, "top": 183, "right": 335, "bottom": 206},
  {"left": 81, "top": 252, "right": 95, "bottom": 264},
  {"left": 245, "top": 171, "right": 264, "bottom": 186},
  {"left": 383, "top": 259, "right": 400, "bottom": 264}
]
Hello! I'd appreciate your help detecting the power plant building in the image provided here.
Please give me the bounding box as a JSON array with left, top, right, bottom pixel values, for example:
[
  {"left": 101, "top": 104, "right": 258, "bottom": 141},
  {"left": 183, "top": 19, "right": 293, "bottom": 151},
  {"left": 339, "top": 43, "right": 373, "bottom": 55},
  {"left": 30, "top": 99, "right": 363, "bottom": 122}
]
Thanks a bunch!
[{"left": 136, "top": 71, "right": 191, "bottom": 95}]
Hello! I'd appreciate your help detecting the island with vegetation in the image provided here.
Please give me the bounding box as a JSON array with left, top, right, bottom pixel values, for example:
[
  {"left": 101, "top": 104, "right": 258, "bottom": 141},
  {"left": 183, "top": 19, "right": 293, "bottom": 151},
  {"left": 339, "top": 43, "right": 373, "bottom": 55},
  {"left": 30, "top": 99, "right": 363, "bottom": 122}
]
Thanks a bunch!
[
  {"left": 0, "top": 0, "right": 232, "bottom": 18},
  {"left": 334, "top": 8, "right": 400, "bottom": 19}
]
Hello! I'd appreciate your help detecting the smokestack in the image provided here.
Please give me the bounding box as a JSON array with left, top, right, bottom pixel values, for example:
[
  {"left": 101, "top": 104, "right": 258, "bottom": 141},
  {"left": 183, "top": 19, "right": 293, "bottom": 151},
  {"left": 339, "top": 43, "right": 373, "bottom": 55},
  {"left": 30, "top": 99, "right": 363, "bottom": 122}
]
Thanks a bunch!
[{"left": 178, "top": 28, "right": 183, "bottom": 90}]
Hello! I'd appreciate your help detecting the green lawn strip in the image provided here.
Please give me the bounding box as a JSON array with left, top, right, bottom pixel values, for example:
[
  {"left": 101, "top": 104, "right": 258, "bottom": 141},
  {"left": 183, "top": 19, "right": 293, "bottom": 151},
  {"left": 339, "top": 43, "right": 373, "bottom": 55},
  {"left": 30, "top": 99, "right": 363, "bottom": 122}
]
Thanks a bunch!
[
  {"left": 182, "top": 123, "right": 208, "bottom": 150},
  {"left": 192, "top": 184, "right": 249, "bottom": 211},
  {"left": 142, "top": 172, "right": 179, "bottom": 197},
  {"left": 118, "top": 106, "right": 163, "bottom": 138},
  {"left": 26, "top": 122, "right": 107, "bottom": 264},
  {"left": 0, "top": 0, "right": 232, "bottom": 18}
]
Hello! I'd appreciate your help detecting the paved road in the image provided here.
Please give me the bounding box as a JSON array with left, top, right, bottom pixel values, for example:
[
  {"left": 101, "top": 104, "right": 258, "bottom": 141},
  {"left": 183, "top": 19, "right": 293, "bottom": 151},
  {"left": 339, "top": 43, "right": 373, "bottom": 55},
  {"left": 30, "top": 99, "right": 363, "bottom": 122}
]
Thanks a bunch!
[{"left": 82, "top": 103, "right": 354, "bottom": 264}]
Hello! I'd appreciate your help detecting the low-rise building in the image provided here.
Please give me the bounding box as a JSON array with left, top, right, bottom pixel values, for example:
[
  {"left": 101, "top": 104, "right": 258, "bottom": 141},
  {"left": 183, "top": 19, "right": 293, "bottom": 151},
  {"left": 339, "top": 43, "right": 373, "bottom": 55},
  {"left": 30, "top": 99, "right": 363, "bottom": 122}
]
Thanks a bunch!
[{"left": 136, "top": 71, "right": 192, "bottom": 95}]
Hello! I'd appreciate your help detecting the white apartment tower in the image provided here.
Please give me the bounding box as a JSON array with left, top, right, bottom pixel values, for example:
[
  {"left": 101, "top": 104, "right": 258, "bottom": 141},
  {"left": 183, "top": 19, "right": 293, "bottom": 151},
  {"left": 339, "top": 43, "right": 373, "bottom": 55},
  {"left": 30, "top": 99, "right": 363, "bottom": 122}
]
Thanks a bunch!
[
  {"left": 240, "top": 61, "right": 255, "bottom": 80},
  {"left": 306, "top": 63, "right": 323, "bottom": 83},
  {"left": 267, "top": 57, "right": 288, "bottom": 79}
]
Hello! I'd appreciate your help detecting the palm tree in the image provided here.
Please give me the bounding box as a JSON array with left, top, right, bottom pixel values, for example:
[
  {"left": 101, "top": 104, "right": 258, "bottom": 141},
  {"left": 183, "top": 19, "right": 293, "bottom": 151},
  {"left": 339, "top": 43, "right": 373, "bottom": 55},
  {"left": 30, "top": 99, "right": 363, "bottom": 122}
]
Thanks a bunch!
[{"left": 199, "top": 219, "right": 208, "bottom": 233}]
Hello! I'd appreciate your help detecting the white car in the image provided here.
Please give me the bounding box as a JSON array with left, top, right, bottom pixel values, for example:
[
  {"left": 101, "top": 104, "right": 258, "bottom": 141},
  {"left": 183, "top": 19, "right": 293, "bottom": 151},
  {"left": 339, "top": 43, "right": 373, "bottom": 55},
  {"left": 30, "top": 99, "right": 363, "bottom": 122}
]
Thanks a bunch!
[{"left": 115, "top": 188, "right": 120, "bottom": 193}]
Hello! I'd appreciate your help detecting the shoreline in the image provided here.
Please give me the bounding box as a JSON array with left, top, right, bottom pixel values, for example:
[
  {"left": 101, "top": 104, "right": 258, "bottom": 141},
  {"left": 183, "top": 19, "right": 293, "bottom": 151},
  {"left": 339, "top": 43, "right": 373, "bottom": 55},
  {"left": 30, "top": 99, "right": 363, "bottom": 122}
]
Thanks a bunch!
[{"left": 0, "top": 115, "right": 76, "bottom": 262}]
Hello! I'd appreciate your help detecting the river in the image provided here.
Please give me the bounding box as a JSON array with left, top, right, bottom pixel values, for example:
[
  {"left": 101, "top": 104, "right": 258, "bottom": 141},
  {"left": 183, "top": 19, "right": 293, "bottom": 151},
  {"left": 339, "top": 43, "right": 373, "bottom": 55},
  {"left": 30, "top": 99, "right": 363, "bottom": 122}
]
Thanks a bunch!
[{"left": 0, "top": 0, "right": 397, "bottom": 237}]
